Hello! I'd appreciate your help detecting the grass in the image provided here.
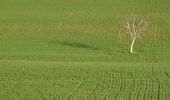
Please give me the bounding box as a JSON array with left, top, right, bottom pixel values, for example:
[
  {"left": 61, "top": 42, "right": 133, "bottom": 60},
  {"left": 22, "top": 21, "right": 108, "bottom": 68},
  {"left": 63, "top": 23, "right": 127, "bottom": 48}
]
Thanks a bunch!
[
  {"left": 0, "top": 61, "right": 170, "bottom": 100},
  {"left": 0, "top": 0, "right": 170, "bottom": 99}
]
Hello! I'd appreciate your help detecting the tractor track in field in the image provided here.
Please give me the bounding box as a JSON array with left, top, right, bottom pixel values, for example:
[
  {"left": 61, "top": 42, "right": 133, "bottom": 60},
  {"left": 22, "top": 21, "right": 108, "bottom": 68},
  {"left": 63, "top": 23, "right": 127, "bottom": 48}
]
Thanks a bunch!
[
  {"left": 102, "top": 67, "right": 116, "bottom": 100},
  {"left": 113, "top": 69, "right": 128, "bottom": 100},
  {"left": 156, "top": 78, "right": 161, "bottom": 100},
  {"left": 74, "top": 68, "right": 89, "bottom": 99},
  {"left": 100, "top": 69, "right": 109, "bottom": 100},
  {"left": 164, "top": 81, "right": 169, "bottom": 100},
  {"left": 143, "top": 79, "right": 148, "bottom": 100},
  {"left": 113, "top": 79, "right": 123, "bottom": 100},
  {"left": 136, "top": 80, "right": 143, "bottom": 99},
  {"left": 147, "top": 79, "right": 153, "bottom": 100}
]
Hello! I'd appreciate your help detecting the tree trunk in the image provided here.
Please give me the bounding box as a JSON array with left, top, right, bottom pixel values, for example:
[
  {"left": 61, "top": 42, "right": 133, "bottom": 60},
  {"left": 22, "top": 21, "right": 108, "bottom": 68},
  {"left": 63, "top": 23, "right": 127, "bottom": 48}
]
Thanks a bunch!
[{"left": 130, "top": 39, "right": 135, "bottom": 53}]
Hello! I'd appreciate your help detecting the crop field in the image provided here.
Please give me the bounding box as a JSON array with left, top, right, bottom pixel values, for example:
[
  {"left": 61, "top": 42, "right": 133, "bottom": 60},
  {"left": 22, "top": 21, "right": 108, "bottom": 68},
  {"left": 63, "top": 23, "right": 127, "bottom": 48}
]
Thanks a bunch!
[{"left": 0, "top": 0, "right": 170, "bottom": 100}]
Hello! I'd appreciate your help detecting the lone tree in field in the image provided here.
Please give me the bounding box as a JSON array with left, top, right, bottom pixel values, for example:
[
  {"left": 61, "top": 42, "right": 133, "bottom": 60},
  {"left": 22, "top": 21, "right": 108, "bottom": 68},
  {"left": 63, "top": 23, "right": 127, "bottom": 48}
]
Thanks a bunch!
[{"left": 122, "top": 15, "right": 148, "bottom": 53}]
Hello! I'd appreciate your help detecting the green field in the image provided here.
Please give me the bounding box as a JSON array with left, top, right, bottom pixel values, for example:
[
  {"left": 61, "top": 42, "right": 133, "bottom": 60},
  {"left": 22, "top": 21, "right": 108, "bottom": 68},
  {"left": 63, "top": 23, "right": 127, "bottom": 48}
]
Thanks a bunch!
[{"left": 0, "top": 0, "right": 170, "bottom": 100}]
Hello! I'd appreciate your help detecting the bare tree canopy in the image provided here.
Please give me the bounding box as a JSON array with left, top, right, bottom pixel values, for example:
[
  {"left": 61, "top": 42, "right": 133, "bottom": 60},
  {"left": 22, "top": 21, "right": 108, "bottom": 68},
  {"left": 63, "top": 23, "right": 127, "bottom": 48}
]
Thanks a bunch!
[{"left": 121, "top": 15, "right": 148, "bottom": 53}]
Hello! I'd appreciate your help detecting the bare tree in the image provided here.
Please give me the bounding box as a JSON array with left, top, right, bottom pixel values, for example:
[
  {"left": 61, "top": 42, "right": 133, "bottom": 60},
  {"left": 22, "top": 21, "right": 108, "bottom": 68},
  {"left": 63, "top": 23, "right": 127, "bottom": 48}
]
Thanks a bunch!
[{"left": 122, "top": 15, "right": 148, "bottom": 53}]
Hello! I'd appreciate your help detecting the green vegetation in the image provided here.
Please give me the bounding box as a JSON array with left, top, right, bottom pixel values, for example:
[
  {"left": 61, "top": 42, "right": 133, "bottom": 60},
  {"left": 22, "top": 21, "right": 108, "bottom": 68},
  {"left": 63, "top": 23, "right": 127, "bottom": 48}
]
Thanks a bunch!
[{"left": 0, "top": 0, "right": 170, "bottom": 99}]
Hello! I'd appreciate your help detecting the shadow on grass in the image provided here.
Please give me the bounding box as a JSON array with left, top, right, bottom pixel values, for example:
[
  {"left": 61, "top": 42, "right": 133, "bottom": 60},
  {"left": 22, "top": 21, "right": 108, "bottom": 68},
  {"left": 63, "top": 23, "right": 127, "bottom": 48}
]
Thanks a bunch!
[{"left": 50, "top": 40, "right": 99, "bottom": 50}]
